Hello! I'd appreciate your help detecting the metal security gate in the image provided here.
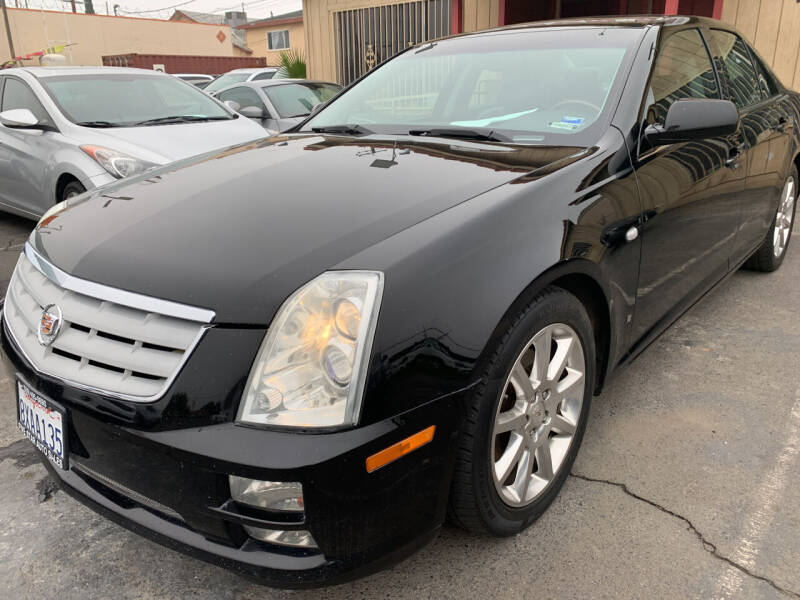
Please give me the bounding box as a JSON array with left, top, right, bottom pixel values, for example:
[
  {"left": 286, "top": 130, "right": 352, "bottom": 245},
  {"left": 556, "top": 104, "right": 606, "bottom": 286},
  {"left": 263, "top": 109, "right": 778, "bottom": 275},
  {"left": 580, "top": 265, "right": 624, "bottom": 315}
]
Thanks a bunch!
[{"left": 334, "top": 0, "right": 452, "bottom": 85}]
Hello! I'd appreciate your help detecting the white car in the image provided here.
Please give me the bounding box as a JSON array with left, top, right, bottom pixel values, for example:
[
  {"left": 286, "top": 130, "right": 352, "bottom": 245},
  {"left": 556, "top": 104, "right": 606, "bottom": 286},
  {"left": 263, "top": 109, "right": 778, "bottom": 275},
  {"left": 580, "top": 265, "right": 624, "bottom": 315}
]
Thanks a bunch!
[
  {"left": 203, "top": 68, "right": 280, "bottom": 95},
  {"left": 0, "top": 66, "right": 267, "bottom": 219}
]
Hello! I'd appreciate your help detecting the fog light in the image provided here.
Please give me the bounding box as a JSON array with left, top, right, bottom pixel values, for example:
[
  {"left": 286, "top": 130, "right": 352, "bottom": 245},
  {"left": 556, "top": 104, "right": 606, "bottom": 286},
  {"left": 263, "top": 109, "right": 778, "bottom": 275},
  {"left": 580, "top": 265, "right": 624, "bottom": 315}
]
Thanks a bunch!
[
  {"left": 244, "top": 526, "right": 318, "bottom": 549},
  {"left": 229, "top": 476, "right": 304, "bottom": 512}
]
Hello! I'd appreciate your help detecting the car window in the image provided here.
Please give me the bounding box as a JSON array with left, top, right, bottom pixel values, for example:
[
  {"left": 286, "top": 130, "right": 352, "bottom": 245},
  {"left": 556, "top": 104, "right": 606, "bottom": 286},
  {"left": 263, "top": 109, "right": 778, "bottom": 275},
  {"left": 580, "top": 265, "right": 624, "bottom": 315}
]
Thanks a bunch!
[
  {"left": 204, "top": 72, "right": 252, "bottom": 93},
  {"left": 648, "top": 29, "right": 719, "bottom": 124},
  {"left": 1, "top": 78, "right": 53, "bottom": 125},
  {"left": 219, "top": 86, "right": 267, "bottom": 113},
  {"left": 307, "top": 27, "right": 640, "bottom": 144},
  {"left": 751, "top": 52, "right": 779, "bottom": 99},
  {"left": 264, "top": 83, "right": 341, "bottom": 118},
  {"left": 707, "top": 29, "right": 763, "bottom": 108},
  {"left": 39, "top": 74, "right": 231, "bottom": 127},
  {"left": 252, "top": 71, "right": 276, "bottom": 81}
]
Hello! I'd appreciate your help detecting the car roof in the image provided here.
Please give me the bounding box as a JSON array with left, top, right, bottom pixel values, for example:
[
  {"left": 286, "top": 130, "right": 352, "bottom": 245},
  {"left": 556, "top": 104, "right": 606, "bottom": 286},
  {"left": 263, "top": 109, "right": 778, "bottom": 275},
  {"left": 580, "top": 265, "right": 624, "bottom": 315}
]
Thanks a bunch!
[
  {"left": 212, "top": 79, "right": 341, "bottom": 95},
  {"left": 5, "top": 66, "right": 169, "bottom": 78},
  {"left": 228, "top": 67, "right": 278, "bottom": 74},
  {"left": 237, "top": 79, "right": 340, "bottom": 88},
  {"left": 490, "top": 14, "right": 713, "bottom": 30}
]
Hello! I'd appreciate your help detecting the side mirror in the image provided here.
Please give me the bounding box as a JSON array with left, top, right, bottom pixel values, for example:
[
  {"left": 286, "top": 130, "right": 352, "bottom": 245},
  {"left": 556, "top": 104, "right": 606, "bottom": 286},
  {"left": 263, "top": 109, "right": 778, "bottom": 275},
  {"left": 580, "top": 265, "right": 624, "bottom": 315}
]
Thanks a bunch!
[
  {"left": 239, "top": 106, "right": 267, "bottom": 119},
  {"left": 0, "top": 109, "right": 40, "bottom": 129},
  {"left": 644, "top": 99, "right": 738, "bottom": 146},
  {"left": 224, "top": 100, "right": 241, "bottom": 112}
]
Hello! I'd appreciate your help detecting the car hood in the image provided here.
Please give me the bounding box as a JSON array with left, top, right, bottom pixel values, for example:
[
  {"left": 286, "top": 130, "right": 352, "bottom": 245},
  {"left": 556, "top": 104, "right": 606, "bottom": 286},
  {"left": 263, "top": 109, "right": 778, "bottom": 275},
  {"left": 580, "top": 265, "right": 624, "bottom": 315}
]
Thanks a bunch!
[
  {"left": 29, "top": 134, "right": 585, "bottom": 325},
  {"left": 70, "top": 116, "right": 267, "bottom": 164}
]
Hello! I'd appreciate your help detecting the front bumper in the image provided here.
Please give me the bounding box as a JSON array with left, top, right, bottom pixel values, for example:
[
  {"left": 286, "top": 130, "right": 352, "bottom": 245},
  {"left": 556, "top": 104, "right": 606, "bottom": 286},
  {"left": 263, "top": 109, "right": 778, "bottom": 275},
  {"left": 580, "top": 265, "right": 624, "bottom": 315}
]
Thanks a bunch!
[{"left": 1, "top": 310, "right": 465, "bottom": 588}]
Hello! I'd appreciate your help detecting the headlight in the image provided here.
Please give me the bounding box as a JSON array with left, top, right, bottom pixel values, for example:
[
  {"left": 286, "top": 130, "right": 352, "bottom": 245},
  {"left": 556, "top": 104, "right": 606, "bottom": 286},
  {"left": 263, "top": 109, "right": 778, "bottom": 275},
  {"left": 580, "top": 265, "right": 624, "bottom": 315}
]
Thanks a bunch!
[
  {"left": 80, "top": 145, "right": 157, "bottom": 179},
  {"left": 237, "top": 271, "right": 383, "bottom": 429}
]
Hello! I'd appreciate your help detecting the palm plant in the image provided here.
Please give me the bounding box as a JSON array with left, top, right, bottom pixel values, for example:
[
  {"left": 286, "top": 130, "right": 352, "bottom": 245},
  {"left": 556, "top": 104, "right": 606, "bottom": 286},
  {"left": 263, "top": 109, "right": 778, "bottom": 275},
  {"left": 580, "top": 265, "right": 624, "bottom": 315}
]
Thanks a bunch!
[{"left": 278, "top": 50, "right": 307, "bottom": 79}]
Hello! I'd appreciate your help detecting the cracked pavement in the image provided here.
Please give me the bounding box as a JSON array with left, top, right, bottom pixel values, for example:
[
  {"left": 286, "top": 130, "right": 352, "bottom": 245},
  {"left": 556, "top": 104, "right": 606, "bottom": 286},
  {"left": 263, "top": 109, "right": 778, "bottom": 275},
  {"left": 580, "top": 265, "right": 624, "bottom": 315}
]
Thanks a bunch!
[{"left": 1, "top": 211, "right": 799, "bottom": 599}]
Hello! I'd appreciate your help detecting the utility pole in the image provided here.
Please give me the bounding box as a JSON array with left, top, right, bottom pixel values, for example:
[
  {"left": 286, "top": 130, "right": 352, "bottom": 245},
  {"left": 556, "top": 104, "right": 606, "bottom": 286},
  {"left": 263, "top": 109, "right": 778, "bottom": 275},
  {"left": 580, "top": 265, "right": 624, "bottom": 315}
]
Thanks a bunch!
[
  {"left": 1, "top": 0, "right": 14, "bottom": 61},
  {"left": 70, "top": 0, "right": 76, "bottom": 13}
]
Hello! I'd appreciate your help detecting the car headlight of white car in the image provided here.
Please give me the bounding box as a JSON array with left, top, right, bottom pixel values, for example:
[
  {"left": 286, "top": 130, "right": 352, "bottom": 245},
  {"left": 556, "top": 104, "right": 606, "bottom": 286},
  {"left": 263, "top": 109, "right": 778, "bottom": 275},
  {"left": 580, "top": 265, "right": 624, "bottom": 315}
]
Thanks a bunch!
[
  {"left": 80, "top": 145, "right": 157, "bottom": 179},
  {"left": 237, "top": 271, "right": 383, "bottom": 429}
]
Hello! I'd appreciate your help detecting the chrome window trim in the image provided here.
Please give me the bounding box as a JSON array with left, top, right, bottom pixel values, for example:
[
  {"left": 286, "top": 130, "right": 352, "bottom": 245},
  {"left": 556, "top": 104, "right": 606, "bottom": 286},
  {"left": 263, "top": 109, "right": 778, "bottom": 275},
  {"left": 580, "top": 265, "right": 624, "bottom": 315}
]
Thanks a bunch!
[{"left": 24, "top": 243, "right": 215, "bottom": 324}]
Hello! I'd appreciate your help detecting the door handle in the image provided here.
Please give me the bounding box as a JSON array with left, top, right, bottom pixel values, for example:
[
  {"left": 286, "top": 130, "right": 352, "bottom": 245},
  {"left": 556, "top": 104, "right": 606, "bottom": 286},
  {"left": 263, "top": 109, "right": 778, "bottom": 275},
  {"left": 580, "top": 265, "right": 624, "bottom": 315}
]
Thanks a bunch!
[{"left": 725, "top": 143, "right": 746, "bottom": 169}]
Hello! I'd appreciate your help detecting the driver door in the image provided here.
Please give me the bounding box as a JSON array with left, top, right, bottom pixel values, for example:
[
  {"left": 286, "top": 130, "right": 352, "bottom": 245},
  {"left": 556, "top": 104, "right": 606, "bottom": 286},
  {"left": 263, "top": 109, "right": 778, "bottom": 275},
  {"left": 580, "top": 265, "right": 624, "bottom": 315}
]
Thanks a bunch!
[
  {"left": 0, "top": 76, "right": 60, "bottom": 217},
  {"left": 631, "top": 27, "right": 746, "bottom": 344}
]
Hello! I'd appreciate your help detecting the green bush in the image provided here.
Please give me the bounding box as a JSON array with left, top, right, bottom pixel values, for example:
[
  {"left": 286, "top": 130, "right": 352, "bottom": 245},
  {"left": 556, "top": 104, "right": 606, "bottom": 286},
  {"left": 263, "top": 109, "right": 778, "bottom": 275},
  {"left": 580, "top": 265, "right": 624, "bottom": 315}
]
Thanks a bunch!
[{"left": 278, "top": 50, "right": 307, "bottom": 79}]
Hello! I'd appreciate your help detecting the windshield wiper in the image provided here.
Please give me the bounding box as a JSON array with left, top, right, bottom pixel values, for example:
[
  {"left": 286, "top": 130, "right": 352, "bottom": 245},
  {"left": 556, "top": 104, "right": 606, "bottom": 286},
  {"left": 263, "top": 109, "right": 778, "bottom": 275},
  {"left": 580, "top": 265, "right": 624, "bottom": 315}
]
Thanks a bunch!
[
  {"left": 311, "top": 124, "right": 373, "bottom": 136},
  {"left": 134, "top": 115, "right": 232, "bottom": 126},
  {"left": 76, "top": 120, "right": 122, "bottom": 128},
  {"left": 408, "top": 128, "right": 510, "bottom": 142}
]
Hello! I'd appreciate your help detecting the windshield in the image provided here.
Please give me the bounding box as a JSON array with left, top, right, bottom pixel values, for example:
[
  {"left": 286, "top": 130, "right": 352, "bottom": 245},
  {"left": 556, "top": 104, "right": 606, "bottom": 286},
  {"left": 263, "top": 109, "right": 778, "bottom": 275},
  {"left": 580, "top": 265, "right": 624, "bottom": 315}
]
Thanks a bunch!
[
  {"left": 205, "top": 72, "right": 253, "bottom": 93},
  {"left": 305, "top": 28, "right": 640, "bottom": 144},
  {"left": 40, "top": 74, "right": 232, "bottom": 127},
  {"left": 265, "top": 83, "right": 341, "bottom": 118}
]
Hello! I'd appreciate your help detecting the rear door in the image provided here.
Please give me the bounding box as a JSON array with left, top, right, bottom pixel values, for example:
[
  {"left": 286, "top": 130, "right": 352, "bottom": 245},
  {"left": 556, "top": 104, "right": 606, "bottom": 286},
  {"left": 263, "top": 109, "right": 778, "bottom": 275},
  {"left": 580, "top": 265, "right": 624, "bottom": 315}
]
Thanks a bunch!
[
  {"left": 0, "top": 76, "right": 60, "bottom": 216},
  {"left": 631, "top": 27, "right": 746, "bottom": 343},
  {"left": 706, "top": 29, "right": 795, "bottom": 263}
]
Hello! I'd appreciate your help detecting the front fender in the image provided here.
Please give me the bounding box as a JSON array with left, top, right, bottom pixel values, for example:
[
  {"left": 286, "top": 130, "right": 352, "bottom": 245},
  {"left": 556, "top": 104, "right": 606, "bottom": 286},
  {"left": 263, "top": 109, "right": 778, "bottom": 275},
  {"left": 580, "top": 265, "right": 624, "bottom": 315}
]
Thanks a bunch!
[{"left": 339, "top": 132, "right": 642, "bottom": 426}]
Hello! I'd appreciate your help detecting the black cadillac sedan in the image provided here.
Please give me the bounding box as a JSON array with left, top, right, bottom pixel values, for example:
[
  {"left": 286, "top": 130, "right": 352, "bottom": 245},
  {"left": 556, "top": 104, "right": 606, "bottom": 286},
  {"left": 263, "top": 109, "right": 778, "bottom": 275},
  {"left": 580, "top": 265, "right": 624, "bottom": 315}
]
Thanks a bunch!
[{"left": 1, "top": 16, "right": 797, "bottom": 588}]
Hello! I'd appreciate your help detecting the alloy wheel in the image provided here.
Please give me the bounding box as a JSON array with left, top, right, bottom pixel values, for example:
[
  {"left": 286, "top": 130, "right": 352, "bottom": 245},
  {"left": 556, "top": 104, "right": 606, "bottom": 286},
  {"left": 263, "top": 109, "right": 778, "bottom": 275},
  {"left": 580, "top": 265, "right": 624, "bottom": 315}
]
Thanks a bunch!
[
  {"left": 774, "top": 176, "right": 795, "bottom": 258},
  {"left": 491, "top": 323, "right": 585, "bottom": 507}
]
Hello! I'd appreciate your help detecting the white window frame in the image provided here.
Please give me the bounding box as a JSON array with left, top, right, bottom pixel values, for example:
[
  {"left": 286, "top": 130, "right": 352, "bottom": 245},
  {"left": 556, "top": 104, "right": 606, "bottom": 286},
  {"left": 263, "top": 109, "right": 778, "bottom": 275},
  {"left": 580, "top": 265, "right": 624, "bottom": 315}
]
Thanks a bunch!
[{"left": 267, "top": 29, "right": 290, "bottom": 51}]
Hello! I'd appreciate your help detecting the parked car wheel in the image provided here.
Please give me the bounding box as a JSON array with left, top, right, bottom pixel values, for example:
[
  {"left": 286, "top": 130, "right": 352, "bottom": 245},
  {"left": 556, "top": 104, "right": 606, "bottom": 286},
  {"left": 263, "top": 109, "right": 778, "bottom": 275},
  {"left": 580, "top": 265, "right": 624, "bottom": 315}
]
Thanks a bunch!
[
  {"left": 449, "top": 286, "right": 595, "bottom": 536},
  {"left": 61, "top": 180, "right": 86, "bottom": 203},
  {"left": 744, "top": 165, "right": 797, "bottom": 272}
]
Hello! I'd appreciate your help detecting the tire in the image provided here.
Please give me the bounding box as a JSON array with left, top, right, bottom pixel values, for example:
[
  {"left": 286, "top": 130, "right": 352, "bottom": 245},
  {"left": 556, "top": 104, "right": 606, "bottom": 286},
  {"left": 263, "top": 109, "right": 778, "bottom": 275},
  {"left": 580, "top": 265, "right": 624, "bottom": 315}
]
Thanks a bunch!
[
  {"left": 60, "top": 180, "right": 86, "bottom": 203},
  {"left": 744, "top": 165, "right": 797, "bottom": 272},
  {"left": 448, "top": 286, "right": 595, "bottom": 536}
]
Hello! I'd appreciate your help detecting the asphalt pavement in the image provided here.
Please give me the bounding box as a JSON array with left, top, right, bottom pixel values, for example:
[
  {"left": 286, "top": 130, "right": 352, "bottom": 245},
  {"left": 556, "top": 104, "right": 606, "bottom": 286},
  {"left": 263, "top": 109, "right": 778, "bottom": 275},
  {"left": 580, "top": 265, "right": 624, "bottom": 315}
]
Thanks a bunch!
[{"left": 1, "top": 210, "right": 799, "bottom": 599}]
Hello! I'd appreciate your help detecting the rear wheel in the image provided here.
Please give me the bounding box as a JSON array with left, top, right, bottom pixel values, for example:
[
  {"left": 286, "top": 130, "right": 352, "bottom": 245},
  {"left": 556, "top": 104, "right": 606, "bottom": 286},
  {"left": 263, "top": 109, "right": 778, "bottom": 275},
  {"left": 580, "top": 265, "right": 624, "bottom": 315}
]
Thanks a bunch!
[
  {"left": 448, "top": 286, "right": 595, "bottom": 535},
  {"left": 744, "top": 166, "right": 797, "bottom": 272}
]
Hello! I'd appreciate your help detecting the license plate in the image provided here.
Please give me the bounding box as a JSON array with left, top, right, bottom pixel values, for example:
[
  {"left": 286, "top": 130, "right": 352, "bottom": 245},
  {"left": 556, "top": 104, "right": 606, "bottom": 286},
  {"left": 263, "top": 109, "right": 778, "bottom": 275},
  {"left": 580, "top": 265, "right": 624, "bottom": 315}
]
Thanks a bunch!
[{"left": 16, "top": 378, "right": 69, "bottom": 470}]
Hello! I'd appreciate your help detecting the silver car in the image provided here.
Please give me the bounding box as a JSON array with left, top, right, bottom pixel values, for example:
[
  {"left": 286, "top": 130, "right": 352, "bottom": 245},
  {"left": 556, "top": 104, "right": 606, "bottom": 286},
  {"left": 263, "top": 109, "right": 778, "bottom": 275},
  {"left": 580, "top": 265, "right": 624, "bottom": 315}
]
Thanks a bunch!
[
  {"left": 214, "top": 79, "right": 342, "bottom": 132},
  {"left": 0, "top": 67, "right": 267, "bottom": 219},
  {"left": 202, "top": 67, "right": 280, "bottom": 95}
]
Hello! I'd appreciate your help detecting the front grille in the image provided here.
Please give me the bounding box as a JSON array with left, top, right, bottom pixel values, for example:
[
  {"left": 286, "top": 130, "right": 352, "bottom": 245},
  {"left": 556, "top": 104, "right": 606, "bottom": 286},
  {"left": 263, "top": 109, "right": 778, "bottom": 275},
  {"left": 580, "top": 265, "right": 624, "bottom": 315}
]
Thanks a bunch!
[{"left": 4, "top": 249, "right": 210, "bottom": 400}]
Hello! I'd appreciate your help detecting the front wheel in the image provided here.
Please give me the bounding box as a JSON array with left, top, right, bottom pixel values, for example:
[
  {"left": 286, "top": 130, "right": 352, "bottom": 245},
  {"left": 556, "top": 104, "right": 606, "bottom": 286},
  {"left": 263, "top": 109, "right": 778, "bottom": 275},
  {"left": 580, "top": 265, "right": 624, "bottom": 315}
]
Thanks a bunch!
[
  {"left": 60, "top": 180, "right": 86, "bottom": 203},
  {"left": 744, "top": 166, "right": 797, "bottom": 272},
  {"left": 448, "top": 286, "right": 595, "bottom": 536}
]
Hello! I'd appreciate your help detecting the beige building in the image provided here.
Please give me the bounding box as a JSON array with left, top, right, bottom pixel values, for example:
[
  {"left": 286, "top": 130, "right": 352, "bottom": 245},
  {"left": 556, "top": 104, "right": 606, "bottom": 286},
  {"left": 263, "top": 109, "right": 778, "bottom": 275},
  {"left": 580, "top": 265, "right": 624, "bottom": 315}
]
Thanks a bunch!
[
  {"left": 239, "top": 10, "right": 305, "bottom": 67},
  {"left": 1, "top": 7, "right": 242, "bottom": 66},
  {"left": 168, "top": 9, "right": 255, "bottom": 57},
  {"left": 303, "top": 0, "right": 800, "bottom": 91}
]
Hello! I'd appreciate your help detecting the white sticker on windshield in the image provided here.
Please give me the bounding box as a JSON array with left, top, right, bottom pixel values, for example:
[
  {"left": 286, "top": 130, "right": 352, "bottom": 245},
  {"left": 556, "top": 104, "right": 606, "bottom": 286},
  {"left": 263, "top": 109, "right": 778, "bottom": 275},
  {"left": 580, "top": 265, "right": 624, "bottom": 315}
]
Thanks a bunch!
[
  {"left": 451, "top": 108, "right": 538, "bottom": 128},
  {"left": 549, "top": 121, "right": 579, "bottom": 131}
]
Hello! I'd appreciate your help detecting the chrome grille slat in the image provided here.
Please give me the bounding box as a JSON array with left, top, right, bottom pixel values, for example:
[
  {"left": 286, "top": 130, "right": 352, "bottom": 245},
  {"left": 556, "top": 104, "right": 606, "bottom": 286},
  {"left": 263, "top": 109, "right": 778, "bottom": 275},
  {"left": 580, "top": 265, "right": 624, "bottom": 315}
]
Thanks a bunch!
[
  {"left": 4, "top": 251, "right": 212, "bottom": 402},
  {"left": 16, "top": 258, "right": 199, "bottom": 350},
  {"left": 52, "top": 327, "right": 181, "bottom": 378}
]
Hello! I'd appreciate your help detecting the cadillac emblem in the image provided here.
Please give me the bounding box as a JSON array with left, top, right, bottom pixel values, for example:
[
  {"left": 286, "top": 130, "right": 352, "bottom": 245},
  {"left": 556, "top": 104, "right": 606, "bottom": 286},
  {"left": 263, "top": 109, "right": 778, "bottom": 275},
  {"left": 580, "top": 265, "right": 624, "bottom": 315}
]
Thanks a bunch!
[{"left": 37, "top": 304, "right": 63, "bottom": 347}]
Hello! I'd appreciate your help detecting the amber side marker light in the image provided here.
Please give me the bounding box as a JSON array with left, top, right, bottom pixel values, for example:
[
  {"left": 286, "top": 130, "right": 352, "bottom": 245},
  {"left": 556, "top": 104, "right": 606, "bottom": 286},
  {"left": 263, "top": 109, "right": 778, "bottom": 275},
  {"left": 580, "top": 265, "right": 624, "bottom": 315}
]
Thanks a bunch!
[{"left": 366, "top": 426, "right": 436, "bottom": 473}]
